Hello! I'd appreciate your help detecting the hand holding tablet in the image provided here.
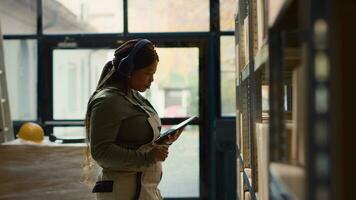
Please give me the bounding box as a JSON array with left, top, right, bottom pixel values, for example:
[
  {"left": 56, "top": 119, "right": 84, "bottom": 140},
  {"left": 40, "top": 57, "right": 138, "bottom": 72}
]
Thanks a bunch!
[{"left": 155, "top": 116, "right": 197, "bottom": 144}]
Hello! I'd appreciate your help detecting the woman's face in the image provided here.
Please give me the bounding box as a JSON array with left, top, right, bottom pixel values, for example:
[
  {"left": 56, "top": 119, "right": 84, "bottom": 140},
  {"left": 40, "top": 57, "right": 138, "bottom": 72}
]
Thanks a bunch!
[{"left": 128, "top": 60, "right": 158, "bottom": 92}]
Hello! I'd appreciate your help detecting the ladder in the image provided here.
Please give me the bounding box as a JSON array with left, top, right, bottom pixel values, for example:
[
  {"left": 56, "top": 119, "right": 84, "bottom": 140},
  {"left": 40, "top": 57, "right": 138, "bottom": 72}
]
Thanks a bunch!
[{"left": 0, "top": 20, "right": 14, "bottom": 143}]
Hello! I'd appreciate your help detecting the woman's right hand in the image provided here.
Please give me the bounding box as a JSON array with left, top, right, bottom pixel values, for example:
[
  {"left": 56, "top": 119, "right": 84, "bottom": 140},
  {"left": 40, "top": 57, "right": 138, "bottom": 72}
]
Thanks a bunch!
[{"left": 150, "top": 145, "right": 169, "bottom": 162}]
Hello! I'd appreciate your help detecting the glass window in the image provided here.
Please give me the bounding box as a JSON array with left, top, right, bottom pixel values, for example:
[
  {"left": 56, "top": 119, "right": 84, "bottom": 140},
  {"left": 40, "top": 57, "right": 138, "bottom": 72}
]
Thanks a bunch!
[
  {"left": 220, "top": 36, "right": 236, "bottom": 116},
  {"left": 160, "top": 125, "right": 199, "bottom": 197},
  {"left": 3, "top": 39, "right": 37, "bottom": 120},
  {"left": 43, "top": 0, "right": 123, "bottom": 34},
  {"left": 53, "top": 127, "right": 86, "bottom": 139},
  {"left": 128, "top": 0, "right": 209, "bottom": 32},
  {"left": 142, "top": 47, "right": 199, "bottom": 118},
  {"left": 0, "top": 0, "right": 37, "bottom": 35},
  {"left": 53, "top": 47, "right": 199, "bottom": 120},
  {"left": 220, "top": 0, "right": 236, "bottom": 31},
  {"left": 53, "top": 49, "right": 114, "bottom": 119}
]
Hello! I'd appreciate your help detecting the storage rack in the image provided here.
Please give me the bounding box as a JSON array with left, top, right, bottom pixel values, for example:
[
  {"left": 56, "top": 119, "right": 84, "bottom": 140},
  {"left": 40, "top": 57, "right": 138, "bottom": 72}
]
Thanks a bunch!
[{"left": 234, "top": 0, "right": 342, "bottom": 199}]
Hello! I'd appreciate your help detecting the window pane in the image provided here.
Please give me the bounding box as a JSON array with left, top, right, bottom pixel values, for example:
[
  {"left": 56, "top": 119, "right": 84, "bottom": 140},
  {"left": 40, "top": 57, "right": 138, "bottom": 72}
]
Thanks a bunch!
[
  {"left": 160, "top": 125, "right": 199, "bottom": 197},
  {"left": 0, "top": 0, "right": 37, "bottom": 35},
  {"left": 43, "top": 0, "right": 123, "bottom": 34},
  {"left": 220, "top": 0, "right": 236, "bottom": 31},
  {"left": 3, "top": 39, "right": 37, "bottom": 120},
  {"left": 53, "top": 127, "right": 86, "bottom": 139},
  {"left": 141, "top": 48, "right": 199, "bottom": 118},
  {"left": 53, "top": 49, "right": 114, "bottom": 119},
  {"left": 53, "top": 47, "right": 199, "bottom": 119},
  {"left": 128, "top": 0, "right": 209, "bottom": 32},
  {"left": 220, "top": 36, "right": 236, "bottom": 116}
]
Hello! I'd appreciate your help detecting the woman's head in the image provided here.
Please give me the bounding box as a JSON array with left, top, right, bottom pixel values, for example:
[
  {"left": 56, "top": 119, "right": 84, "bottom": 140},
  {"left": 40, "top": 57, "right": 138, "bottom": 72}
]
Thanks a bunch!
[
  {"left": 97, "top": 38, "right": 159, "bottom": 92},
  {"left": 127, "top": 58, "right": 158, "bottom": 92}
]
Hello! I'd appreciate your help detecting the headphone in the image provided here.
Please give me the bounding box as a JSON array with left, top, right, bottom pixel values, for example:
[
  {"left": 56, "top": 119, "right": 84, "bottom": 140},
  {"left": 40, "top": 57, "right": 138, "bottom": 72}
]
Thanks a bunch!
[{"left": 115, "top": 39, "right": 153, "bottom": 77}]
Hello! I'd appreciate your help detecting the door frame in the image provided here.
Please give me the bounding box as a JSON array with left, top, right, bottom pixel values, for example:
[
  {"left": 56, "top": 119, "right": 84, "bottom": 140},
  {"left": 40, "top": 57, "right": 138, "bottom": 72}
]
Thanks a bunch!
[{"left": 40, "top": 34, "right": 217, "bottom": 200}]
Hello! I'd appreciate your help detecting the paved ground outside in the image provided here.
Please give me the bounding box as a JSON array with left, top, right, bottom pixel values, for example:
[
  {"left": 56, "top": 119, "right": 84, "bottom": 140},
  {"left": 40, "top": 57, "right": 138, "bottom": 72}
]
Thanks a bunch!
[{"left": 159, "top": 127, "right": 200, "bottom": 198}]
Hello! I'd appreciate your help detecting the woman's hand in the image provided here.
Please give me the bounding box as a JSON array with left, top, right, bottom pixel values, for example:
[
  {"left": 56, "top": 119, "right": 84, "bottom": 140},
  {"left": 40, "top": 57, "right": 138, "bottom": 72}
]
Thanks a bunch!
[
  {"left": 163, "top": 127, "right": 184, "bottom": 145},
  {"left": 150, "top": 145, "right": 169, "bottom": 162}
]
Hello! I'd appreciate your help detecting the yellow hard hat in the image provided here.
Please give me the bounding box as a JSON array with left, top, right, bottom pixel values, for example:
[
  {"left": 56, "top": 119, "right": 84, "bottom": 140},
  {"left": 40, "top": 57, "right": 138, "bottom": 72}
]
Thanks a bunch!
[{"left": 17, "top": 122, "right": 44, "bottom": 143}]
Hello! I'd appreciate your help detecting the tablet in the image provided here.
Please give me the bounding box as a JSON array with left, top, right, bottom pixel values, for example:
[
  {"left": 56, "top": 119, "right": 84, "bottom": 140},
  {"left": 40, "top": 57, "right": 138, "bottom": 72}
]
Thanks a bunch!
[{"left": 155, "top": 116, "right": 197, "bottom": 144}]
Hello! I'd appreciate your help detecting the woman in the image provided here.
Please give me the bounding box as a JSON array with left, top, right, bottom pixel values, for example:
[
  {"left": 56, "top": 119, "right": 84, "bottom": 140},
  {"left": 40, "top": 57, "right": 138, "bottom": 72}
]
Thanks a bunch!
[{"left": 84, "top": 39, "right": 181, "bottom": 200}]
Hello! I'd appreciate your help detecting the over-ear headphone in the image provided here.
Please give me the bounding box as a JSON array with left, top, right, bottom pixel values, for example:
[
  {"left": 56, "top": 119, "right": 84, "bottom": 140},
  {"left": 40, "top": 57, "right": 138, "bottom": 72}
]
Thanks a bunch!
[{"left": 116, "top": 39, "right": 153, "bottom": 77}]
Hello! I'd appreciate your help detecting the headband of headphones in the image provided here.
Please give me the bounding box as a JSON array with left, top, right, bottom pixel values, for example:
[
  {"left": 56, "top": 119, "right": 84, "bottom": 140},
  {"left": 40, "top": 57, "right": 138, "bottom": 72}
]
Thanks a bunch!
[
  {"left": 96, "top": 39, "right": 153, "bottom": 90},
  {"left": 117, "top": 39, "right": 153, "bottom": 77}
]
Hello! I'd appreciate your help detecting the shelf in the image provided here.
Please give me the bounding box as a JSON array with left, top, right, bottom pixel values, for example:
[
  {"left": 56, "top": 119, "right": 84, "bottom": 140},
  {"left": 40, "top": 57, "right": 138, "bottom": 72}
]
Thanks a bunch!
[
  {"left": 241, "top": 63, "right": 250, "bottom": 82},
  {"left": 240, "top": 46, "right": 300, "bottom": 84},
  {"left": 285, "top": 47, "right": 301, "bottom": 67},
  {"left": 236, "top": 144, "right": 244, "bottom": 167},
  {"left": 253, "top": 45, "right": 300, "bottom": 76},
  {"left": 237, "top": 145, "right": 258, "bottom": 199},
  {"left": 243, "top": 168, "right": 258, "bottom": 200},
  {"left": 237, "top": 146, "right": 258, "bottom": 200},
  {"left": 254, "top": 43, "right": 269, "bottom": 72},
  {"left": 270, "top": 162, "right": 306, "bottom": 200},
  {"left": 268, "top": 0, "right": 297, "bottom": 29},
  {"left": 284, "top": 47, "right": 302, "bottom": 84}
]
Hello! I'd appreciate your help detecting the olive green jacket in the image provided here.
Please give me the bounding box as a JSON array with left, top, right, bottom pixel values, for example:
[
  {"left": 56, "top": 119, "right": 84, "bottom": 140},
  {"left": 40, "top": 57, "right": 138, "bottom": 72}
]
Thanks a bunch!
[{"left": 88, "top": 87, "right": 163, "bottom": 200}]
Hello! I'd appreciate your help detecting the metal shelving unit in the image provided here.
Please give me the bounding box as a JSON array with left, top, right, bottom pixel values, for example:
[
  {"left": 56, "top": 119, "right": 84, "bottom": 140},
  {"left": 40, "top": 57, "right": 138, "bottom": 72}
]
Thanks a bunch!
[
  {"left": 236, "top": 0, "right": 261, "bottom": 199},
  {"left": 235, "top": 0, "right": 354, "bottom": 199}
]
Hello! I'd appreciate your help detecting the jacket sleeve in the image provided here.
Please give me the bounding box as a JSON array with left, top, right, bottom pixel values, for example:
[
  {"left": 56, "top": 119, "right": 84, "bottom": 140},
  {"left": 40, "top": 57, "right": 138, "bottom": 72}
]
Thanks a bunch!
[{"left": 89, "top": 94, "right": 155, "bottom": 171}]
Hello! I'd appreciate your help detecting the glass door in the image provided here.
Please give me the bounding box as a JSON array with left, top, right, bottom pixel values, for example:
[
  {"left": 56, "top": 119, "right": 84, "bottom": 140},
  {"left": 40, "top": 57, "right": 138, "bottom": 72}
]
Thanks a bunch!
[{"left": 42, "top": 38, "right": 207, "bottom": 198}]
